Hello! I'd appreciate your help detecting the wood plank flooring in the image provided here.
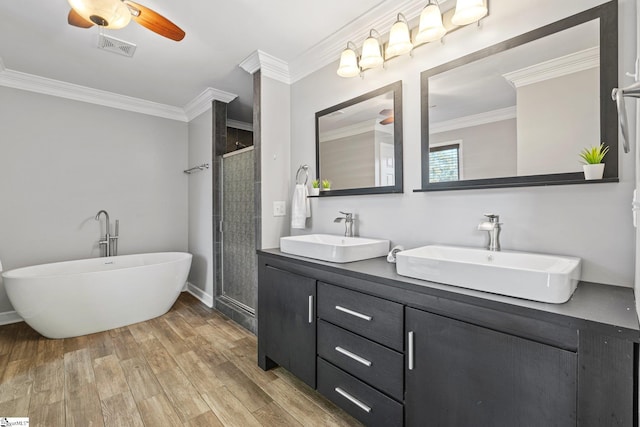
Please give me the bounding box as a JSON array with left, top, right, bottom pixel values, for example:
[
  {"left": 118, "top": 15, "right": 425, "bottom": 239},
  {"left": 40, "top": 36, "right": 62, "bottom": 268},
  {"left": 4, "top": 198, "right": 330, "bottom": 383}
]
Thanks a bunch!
[{"left": 0, "top": 292, "right": 362, "bottom": 426}]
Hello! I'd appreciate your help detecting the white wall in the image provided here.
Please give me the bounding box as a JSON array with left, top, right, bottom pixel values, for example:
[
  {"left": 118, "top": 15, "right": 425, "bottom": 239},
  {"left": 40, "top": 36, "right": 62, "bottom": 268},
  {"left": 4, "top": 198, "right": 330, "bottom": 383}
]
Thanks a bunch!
[
  {"left": 187, "top": 109, "right": 213, "bottom": 300},
  {"left": 261, "top": 76, "right": 291, "bottom": 249},
  {"left": 0, "top": 86, "right": 189, "bottom": 313},
  {"left": 290, "top": 0, "right": 637, "bottom": 287}
]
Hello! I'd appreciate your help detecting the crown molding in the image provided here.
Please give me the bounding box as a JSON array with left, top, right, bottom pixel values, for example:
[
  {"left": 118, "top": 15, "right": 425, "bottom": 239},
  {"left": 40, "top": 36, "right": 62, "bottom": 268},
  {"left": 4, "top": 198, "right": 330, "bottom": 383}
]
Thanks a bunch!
[
  {"left": 0, "top": 63, "right": 187, "bottom": 121},
  {"left": 319, "top": 119, "right": 377, "bottom": 142},
  {"left": 240, "top": 50, "right": 291, "bottom": 84},
  {"left": 430, "top": 106, "right": 516, "bottom": 134},
  {"left": 183, "top": 87, "right": 238, "bottom": 121},
  {"left": 503, "top": 46, "right": 599, "bottom": 88},
  {"left": 0, "top": 57, "right": 240, "bottom": 123},
  {"left": 239, "top": 51, "right": 261, "bottom": 74},
  {"left": 227, "top": 119, "right": 253, "bottom": 131}
]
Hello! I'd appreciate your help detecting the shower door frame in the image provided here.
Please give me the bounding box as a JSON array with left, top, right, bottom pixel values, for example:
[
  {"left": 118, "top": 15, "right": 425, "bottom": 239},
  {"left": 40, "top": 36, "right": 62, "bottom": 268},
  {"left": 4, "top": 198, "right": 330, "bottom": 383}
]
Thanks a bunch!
[{"left": 219, "top": 145, "right": 256, "bottom": 316}]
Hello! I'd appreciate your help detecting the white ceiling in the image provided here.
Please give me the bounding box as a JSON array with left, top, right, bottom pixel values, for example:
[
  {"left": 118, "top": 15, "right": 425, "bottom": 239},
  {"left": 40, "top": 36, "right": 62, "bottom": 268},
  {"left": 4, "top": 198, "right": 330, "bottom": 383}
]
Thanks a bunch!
[{"left": 0, "top": 0, "right": 389, "bottom": 123}]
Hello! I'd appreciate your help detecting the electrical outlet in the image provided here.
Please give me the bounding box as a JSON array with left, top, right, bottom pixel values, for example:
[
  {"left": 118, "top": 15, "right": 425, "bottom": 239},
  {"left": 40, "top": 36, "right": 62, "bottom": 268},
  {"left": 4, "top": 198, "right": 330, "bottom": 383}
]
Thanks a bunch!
[{"left": 273, "top": 201, "right": 286, "bottom": 217}]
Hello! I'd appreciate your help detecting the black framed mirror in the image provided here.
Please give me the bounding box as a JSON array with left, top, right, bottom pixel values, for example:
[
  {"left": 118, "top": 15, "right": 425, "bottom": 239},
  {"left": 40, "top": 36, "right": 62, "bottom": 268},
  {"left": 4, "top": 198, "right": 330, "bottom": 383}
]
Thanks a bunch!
[
  {"left": 419, "top": 1, "right": 618, "bottom": 191},
  {"left": 315, "top": 81, "right": 403, "bottom": 196}
]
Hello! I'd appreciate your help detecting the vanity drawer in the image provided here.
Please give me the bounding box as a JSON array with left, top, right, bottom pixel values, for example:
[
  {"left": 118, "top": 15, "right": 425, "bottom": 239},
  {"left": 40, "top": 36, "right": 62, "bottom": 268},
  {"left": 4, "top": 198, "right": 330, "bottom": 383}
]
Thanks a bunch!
[
  {"left": 317, "top": 282, "right": 403, "bottom": 351},
  {"left": 318, "top": 320, "right": 403, "bottom": 401},
  {"left": 317, "top": 357, "right": 403, "bottom": 427}
]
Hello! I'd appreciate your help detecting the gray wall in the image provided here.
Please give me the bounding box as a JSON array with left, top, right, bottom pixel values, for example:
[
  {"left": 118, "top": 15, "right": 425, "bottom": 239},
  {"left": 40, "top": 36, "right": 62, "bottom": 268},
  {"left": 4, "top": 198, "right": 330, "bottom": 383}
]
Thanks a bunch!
[
  {"left": 289, "top": 0, "right": 637, "bottom": 288},
  {"left": 321, "top": 131, "right": 376, "bottom": 190},
  {"left": 0, "top": 86, "right": 189, "bottom": 313},
  {"left": 187, "top": 108, "right": 213, "bottom": 301},
  {"left": 431, "top": 119, "right": 517, "bottom": 180},
  {"left": 517, "top": 68, "right": 599, "bottom": 175}
]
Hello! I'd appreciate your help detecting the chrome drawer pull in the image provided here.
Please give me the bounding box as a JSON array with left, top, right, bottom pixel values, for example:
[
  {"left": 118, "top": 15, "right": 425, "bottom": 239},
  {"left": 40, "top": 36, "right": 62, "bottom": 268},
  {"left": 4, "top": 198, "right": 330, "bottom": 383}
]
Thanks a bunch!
[
  {"left": 335, "top": 305, "right": 372, "bottom": 321},
  {"left": 408, "top": 331, "right": 415, "bottom": 371},
  {"left": 308, "top": 295, "right": 314, "bottom": 324},
  {"left": 335, "top": 346, "right": 372, "bottom": 367},
  {"left": 335, "top": 387, "right": 371, "bottom": 413}
]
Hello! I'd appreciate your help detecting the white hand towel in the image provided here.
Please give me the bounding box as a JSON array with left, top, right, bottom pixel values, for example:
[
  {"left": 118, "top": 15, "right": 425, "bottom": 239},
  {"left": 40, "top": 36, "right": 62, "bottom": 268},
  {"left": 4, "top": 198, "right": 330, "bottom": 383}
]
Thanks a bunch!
[{"left": 291, "top": 184, "right": 311, "bottom": 229}]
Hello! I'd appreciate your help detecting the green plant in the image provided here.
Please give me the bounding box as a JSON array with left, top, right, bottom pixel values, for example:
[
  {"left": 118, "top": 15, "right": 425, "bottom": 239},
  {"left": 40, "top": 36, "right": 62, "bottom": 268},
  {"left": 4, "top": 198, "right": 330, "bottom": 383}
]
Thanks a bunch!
[
  {"left": 322, "top": 179, "right": 331, "bottom": 189},
  {"left": 311, "top": 179, "right": 320, "bottom": 189},
  {"left": 579, "top": 143, "right": 609, "bottom": 164}
]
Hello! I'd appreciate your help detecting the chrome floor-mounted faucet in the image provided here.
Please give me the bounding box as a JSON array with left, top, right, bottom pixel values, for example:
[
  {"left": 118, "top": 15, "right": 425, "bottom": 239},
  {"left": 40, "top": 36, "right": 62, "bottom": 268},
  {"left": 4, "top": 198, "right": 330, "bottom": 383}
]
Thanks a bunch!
[
  {"left": 95, "top": 210, "right": 119, "bottom": 257},
  {"left": 478, "top": 213, "right": 501, "bottom": 251},
  {"left": 334, "top": 211, "right": 355, "bottom": 237}
]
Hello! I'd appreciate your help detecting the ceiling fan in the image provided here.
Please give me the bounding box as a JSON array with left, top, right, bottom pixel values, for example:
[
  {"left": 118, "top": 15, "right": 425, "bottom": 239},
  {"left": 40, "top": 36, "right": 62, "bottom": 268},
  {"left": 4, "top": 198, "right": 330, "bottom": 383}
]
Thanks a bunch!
[
  {"left": 379, "top": 108, "right": 394, "bottom": 125},
  {"left": 67, "top": 0, "right": 185, "bottom": 41}
]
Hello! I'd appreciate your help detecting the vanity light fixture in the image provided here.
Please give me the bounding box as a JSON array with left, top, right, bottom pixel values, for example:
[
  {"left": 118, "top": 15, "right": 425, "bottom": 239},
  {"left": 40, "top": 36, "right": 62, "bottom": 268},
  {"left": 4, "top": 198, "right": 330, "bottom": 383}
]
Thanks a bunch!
[
  {"left": 451, "top": 0, "right": 488, "bottom": 26},
  {"left": 336, "top": 0, "right": 489, "bottom": 78},
  {"left": 386, "top": 13, "right": 413, "bottom": 58},
  {"left": 67, "top": 0, "right": 132, "bottom": 28},
  {"left": 415, "top": 0, "right": 447, "bottom": 44},
  {"left": 359, "top": 29, "right": 384, "bottom": 69},
  {"left": 336, "top": 42, "right": 361, "bottom": 78}
]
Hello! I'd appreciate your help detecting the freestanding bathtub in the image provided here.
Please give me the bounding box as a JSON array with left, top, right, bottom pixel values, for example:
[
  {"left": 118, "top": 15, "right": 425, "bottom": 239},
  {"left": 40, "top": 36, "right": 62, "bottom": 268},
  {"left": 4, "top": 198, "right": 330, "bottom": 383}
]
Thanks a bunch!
[{"left": 1, "top": 252, "right": 192, "bottom": 339}]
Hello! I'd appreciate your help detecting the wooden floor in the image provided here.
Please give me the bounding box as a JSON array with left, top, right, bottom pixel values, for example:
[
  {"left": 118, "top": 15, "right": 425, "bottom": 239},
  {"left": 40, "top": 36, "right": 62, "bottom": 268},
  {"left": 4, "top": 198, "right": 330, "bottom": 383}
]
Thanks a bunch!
[{"left": 0, "top": 292, "right": 361, "bottom": 426}]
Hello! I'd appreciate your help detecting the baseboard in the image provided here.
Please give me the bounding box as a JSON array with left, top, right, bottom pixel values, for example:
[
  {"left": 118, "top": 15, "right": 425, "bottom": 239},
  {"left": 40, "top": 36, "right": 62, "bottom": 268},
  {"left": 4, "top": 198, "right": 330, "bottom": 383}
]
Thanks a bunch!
[
  {"left": 0, "top": 311, "right": 22, "bottom": 326},
  {"left": 184, "top": 282, "right": 214, "bottom": 308}
]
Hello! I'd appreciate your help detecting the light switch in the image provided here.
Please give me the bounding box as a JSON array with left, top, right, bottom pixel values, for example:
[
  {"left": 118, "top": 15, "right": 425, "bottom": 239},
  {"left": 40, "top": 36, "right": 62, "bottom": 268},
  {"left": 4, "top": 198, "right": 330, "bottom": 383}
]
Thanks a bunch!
[{"left": 273, "top": 201, "right": 286, "bottom": 217}]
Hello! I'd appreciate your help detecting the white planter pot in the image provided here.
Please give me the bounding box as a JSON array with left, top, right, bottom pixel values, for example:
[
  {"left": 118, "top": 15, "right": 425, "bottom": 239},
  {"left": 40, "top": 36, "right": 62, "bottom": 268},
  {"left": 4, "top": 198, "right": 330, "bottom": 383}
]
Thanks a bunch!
[
  {"left": 310, "top": 187, "right": 320, "bottom": 196},
  {"left": 583, "top": 163, "right": 605, "bottom": 180}
]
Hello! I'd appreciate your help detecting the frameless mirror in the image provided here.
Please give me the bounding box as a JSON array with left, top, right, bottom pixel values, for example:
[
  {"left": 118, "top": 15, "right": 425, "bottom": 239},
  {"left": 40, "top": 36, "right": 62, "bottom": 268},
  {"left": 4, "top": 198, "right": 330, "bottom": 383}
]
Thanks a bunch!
[
  {"left": 316, "top": 81, "right": 403, "bottom": 196},
  {"left": 420, "top": 2, "right": 618, "bottom": 191}
]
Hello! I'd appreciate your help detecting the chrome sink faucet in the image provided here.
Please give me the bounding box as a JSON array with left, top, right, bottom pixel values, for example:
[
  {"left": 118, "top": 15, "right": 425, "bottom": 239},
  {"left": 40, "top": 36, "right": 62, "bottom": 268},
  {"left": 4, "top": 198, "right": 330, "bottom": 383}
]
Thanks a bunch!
[
  {"left": 334, "top": 211, "right": 355, "bottom": 237},
  {"left": 478, "top": 213, "right": 501, "bottom": 251},
  {"left": 95, "top": 210, "right": 119, "bottom": 257}
]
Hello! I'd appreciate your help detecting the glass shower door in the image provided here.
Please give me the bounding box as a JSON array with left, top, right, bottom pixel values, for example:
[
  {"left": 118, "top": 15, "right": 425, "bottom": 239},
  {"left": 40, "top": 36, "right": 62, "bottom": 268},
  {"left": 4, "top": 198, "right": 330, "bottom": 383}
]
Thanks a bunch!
[{"left": 221, "top": 147, "right": 256, "bottom": 314}]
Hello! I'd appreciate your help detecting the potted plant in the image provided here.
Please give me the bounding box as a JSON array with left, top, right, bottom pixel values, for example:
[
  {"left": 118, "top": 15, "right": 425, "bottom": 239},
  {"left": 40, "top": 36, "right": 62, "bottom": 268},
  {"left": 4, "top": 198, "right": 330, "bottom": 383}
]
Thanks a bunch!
[
  {"left": 579, "top": 143, "right": 609, "bottom": 180},
  {"left": 322, "top": 179, "right": 331, "bottom": 191},
  {"left": 310, "top": 179, "right": 320, "bottom": 196}
]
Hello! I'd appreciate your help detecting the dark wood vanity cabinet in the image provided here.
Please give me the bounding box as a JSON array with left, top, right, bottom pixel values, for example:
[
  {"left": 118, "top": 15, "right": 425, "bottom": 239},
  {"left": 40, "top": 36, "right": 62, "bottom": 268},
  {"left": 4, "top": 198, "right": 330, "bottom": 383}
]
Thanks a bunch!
[
  {"left": 257, "top": 251, "right": 639, "bottom": 427},
  {"left": 257, "top": 264, "right": 316, "bottom": 387},
  {"left": 405, "top": 307, "right": 577, "bottom": 426}
]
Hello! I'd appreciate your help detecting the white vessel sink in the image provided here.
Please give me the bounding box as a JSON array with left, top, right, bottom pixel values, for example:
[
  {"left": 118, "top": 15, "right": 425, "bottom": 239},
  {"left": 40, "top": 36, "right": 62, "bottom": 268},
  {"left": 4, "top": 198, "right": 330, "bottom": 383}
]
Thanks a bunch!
[
  {"left": 280, "top": 234, "right": 390, "bottom": 263},
  {"left": 396, "top": 245, "right": 581, "bottom": 304}
]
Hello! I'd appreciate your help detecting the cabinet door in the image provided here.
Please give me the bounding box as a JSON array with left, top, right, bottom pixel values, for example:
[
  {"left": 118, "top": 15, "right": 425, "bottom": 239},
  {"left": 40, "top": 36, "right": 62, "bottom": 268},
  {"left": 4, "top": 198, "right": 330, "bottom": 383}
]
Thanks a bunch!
[
  {"left": 258, "top": 265, "right": 316, "bottom": 387},
  {"left": 405, "top": 307, "right": 577, "bottom": 427}
]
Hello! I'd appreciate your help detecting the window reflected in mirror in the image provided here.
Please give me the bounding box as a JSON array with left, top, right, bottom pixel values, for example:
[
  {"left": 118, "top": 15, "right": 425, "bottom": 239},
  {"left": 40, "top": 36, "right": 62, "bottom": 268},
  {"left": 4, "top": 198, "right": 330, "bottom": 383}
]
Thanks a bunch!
[{"left": 420, "top": 1, "right": 618, "bottom": 190}]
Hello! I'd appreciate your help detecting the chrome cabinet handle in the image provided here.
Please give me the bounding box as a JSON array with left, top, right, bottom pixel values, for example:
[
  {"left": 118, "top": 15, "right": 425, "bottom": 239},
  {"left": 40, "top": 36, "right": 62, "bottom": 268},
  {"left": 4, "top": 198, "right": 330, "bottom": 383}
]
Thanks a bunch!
[
  {"left": 335, "top": 387, "right": 371, "bottom": 413},
  {"left": 408, "top": 331, "right": 414, "bottom": 370},
  {"left": 335, "top": 305, "right": 372, "bottom": 321},
  {"left": 308, "top": 296, "right": 314, "bottom": 324},
  {"left": 335, "top": 346, "right": 372, "bottom": 367}
]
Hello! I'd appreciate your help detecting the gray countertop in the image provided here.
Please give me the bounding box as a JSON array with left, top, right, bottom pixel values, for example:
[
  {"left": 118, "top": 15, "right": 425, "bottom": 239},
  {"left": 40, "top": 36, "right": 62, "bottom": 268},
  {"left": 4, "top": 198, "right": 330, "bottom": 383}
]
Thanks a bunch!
[{"left": 259, "top": 249, "right": 640, "bottom": 339}]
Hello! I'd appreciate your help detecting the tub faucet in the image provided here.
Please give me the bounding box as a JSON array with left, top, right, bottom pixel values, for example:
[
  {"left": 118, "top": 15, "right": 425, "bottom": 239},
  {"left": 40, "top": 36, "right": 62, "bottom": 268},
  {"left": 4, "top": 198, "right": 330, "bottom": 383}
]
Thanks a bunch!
[
  {"left": 334, "top": 211, "right": 355, "bottom": 237},
  {"left": 95, "top": 210, "right": 119, "bottom": 257},
  {"left": 478, "top": 213, "right": 501, "bottom": 251}
]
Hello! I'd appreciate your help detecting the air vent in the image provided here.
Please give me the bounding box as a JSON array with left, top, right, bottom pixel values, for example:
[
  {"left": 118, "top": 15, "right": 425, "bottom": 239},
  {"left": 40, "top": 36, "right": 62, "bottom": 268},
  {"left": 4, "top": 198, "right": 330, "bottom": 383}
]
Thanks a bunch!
[{"left": 97, "top": 33, "right": 137, "bottom": 57}]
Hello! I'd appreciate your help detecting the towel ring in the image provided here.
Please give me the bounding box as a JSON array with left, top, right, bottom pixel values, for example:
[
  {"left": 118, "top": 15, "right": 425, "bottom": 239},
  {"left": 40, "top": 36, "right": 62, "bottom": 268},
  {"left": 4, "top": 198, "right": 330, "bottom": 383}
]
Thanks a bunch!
[{"left": 296, "top": 165, "right": 309, "bottom": 185}]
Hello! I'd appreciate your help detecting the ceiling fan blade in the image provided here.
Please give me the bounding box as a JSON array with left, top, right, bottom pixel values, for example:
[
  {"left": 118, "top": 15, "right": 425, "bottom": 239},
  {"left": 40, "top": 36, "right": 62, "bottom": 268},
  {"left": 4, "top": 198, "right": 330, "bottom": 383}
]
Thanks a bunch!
[
  {"left": 379, "top": 108, "right": 393, "bottom": 117},
  {"left": 379, "top": 116, "right": 394, "bottom": 125},
  {"left": 125, "top": 1, "right": 185, "bottom": 41},
  {"left": 68, "top": 8, "right": 94, "bottom": 28}
]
